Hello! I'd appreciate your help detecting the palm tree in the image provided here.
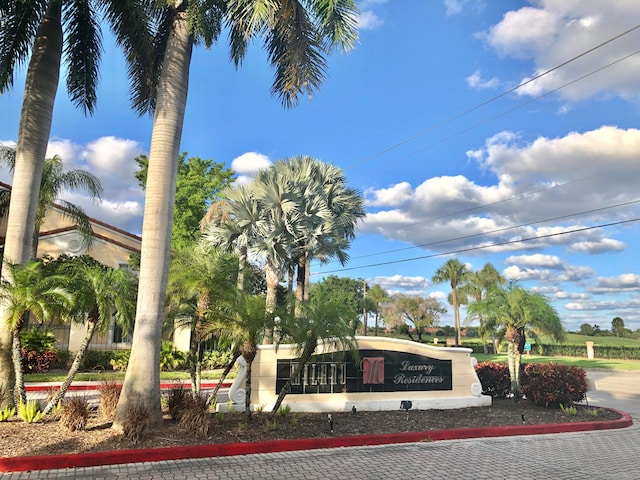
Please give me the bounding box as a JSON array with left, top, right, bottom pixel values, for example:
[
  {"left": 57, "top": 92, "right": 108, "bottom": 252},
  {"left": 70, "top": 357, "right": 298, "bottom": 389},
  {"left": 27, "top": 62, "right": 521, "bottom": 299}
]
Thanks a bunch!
[
  {"left": 166, "top": 242, "right": 239, "bottom": 396},
  {"left": 0, "top": 153, "right": 103, "bottom": 259},
  {"left": 469, "top": 282, "right": 566, "bottom": 397},
  {"left": 0, "top": 0, "right": 152, "bottom": 409},
  {"left": 115, "top": 0, "right": 358, "bottom": 429},
  {"left": 432, "top": 259, "right": 470, "bottom": 346},
  {"left": 42, "top": 256, "right": 137, "bottom": 416},
  {"left": 368, "top": 284, "right": 388, "bottom": 336},
  {"left": 271, "top": 290, "right": 358, "bottom": 414},
  {"left": 462, "top": 263, "right": 505, "bottom": 353},
  {"left": 0, "top": 260, "right": 73, "bottom": 406}
]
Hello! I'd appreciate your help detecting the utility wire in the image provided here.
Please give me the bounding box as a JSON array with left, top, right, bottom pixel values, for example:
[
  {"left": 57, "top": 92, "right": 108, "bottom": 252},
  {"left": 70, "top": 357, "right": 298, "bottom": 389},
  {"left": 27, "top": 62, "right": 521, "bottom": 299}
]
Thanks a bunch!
[
  {"left": 313, "top": 217, "right": 640, "bottom": 275},
  {"left": 345, "top": 23, "right": 640, "bottom": 171}
]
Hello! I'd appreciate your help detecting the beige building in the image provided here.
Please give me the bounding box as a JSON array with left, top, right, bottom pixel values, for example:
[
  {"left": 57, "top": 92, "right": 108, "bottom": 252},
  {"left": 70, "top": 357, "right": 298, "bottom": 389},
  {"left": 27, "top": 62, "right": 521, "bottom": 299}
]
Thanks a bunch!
[{"left": 0, "top": 182, "right": 141, "bottom": 352}]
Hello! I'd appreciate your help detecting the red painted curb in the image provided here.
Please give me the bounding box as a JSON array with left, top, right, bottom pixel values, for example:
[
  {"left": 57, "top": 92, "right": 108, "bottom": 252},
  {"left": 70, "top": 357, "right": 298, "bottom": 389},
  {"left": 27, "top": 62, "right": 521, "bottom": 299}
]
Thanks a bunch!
[
  {"left": 0, "top": 409, "right": 632, "bottom": 473},
  {"left": 24, "top": 381, "right": 231, "bottom": 392}
]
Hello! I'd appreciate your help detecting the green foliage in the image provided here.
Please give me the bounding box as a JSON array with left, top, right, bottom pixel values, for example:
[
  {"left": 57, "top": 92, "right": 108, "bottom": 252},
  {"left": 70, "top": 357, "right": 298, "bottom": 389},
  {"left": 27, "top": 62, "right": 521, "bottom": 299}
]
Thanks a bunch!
[
  {"left": 18, "top": 400, "right": 43, "bottom": 423},
  {"left": 20, "top": 326, "right": 57, "bottom": 352},
  {"left": 109, "top": 351, "right": 131, "bottom": 372},
  {"left": 520, "top": 363, "right": 588, "bottom": 408},
  {"left": 81, "top": 350, "right": 116, "bottom": 371},
  {"left": 474, "top": 361, "right": 512, "bottom": 399},
  {"left": 0, "top": 407, "right": 15, "bottom": 421},
  {"left": 276, "top": 404, "right": 292, "bottom": 417},
  {"left": 585, "top": 407, "right": 604, "bottom": 417},
  {"left": 560, "top": 404, "right": 578, "bottom": 416},
  {"left": 135, "top": 153, "right": 235, "bottom": 250},
  {"left": 202, "top": 350, "right": 235, "bottom": 370},
  {"left": 160, "top": 341, "right": 187, "bottom": 371}
]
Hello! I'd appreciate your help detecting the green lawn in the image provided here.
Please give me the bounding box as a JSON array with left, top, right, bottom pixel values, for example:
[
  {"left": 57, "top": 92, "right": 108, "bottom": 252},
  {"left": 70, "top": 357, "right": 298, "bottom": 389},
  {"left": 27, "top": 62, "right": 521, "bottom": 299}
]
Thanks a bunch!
[{"left": 473, "top": 353, "right": 640, "bottom": 371}]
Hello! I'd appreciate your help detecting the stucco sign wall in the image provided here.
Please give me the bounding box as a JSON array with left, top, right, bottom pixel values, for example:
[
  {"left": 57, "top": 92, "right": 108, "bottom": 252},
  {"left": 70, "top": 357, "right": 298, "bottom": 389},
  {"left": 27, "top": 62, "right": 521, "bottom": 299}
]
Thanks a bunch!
[{"left": 225, "top": 336, "right": 490, "bottom": 413}]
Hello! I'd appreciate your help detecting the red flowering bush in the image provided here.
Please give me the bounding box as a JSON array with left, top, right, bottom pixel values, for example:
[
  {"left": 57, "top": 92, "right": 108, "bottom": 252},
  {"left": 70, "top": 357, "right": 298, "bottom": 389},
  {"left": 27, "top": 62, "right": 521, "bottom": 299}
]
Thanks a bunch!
[
  {"left": 474, "top": 361, "right": 512, "bottom": 399},
  {"left": 520, "top": 363, "right": 588, "bottom": 408},
  {"left": 21, "top": 350, "right": 59, "bottom": 373}
]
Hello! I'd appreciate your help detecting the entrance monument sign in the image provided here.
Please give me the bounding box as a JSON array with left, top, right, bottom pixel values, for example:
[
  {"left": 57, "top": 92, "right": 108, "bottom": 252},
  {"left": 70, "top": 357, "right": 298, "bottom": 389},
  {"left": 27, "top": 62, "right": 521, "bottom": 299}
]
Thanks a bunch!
[{"left": 223, "top": 336, "right": 490, "bottom": 413}]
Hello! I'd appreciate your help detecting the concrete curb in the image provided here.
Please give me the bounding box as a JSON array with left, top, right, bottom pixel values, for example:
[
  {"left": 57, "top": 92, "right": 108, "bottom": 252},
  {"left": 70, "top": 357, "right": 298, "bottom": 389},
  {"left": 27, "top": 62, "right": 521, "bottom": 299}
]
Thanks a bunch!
[{"left": 0, "top": 408, "right": 632, "bottom": 473}]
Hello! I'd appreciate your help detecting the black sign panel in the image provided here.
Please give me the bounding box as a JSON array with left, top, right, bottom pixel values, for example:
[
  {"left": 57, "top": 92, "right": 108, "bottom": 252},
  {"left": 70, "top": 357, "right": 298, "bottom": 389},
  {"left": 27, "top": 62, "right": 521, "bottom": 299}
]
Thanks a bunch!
[{"left": 275, "top": 349, "right": 452, "bottom": 395}]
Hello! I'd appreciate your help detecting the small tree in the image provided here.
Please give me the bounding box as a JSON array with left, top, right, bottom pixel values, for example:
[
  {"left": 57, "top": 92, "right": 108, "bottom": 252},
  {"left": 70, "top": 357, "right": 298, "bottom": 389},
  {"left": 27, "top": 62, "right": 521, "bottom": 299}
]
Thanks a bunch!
[
  {"left": 271, "top": 291, "right": 358, "bottom": 414},
  {"left": 611, "top": 317, "right": 625, "bottom": 338},
  {"left": 0, "top": 261, "right": 72, "bottom": 406},
  {"left": 381, "top": 293, "right": 446, "bottom": 343}
]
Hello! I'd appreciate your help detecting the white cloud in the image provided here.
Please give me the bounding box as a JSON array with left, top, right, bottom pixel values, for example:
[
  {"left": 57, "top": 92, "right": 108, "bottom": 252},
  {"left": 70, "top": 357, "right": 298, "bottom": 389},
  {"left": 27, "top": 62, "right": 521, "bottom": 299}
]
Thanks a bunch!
[
  {"left": 357, "top": 10, "right": 384, "bottom": 30},
  {"left": 466, "top": 69, "right": 500, "bottom": 90},
  {"left": 365, "top": 182, "right": 413, "bottom": 207},
  {"left": 505, "top": 254, "right": 563, "bottom": 269},
  {"left": 230, "top": 152, "right": 271, "bottom": 186},
  {"left": 589, "top": 274, "right": 640, "bottom": 294},
  {"left": 480, "top": 1, "right": 640, "bottom": 101},
  {"left": 371, "top": 274, "right": 430, "bottom": 292}
]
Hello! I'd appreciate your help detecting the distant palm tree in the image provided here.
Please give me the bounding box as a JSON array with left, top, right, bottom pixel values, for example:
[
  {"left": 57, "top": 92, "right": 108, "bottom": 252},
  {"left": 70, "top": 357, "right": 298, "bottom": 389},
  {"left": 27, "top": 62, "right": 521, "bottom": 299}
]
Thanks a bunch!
[
  {"left": 0, "top": 153, "right": 103, "bottom": 259},
  {"left": 462, "top": 263, "right": 505, "bottom": 353},
  {"left": 42, "top": 256, "right": 137, "bottom": 416},
  {"left": 469, "top": 282, "right": 566, "bottom": 397},
  {"left": 432, "top": 259, "right": 470, "bottom": 346},
  {"left": 0, "top": 260, "right": 72, "bottom": 406}
]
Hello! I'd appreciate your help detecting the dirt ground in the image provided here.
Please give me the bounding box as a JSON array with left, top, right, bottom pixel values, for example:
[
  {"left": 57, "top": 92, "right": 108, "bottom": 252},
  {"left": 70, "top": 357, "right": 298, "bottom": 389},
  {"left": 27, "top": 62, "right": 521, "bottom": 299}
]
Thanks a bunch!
[{"left": 0, "top": 399, "right": 621, "bottom": 459}]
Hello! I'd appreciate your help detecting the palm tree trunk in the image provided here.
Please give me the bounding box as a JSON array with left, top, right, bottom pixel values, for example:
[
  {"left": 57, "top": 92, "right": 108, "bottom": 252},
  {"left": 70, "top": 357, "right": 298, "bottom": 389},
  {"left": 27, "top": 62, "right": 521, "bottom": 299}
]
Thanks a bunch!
[
  {"left": 271, "top": 342, "right": 315, "bottom": 415},
  {"left": 11, "top": 329, "right": 26, "bottom": 407},
  {"left": 244, "top": 360, "right": 252, "bottom": 419},
  {"left": 113, "top": 9, "right": 193, "bottom": 430},
  {"left": 206, "top": 350, "right": 241, "bottom": 406},
  {"left": 452, "top": 287, "right": 461, "bottom": 346},
  {"left": 0, "top": 0, "right": 63, "bottom": 408},
  {"left": 43, "top": 321, "right": 97, "bottom": 416},
  {"left": 507, "top": 342, "right": 522, "bottom": 400},
  {"left": 304, "top": 255, "right": 311, "bottom": 302},
  {"left": 263, "top": 259, "right": 280, "bottom": 344}
]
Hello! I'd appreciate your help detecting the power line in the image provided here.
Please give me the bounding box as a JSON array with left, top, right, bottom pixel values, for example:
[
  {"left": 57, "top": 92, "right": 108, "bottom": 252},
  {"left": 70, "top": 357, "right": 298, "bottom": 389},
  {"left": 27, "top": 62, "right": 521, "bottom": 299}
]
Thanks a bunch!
[
  {"left": 312, "top": 217, "right": 640, "bottom": 276},
  {"left": 345, "top": 23, "right": 640, "bottom": 171}
]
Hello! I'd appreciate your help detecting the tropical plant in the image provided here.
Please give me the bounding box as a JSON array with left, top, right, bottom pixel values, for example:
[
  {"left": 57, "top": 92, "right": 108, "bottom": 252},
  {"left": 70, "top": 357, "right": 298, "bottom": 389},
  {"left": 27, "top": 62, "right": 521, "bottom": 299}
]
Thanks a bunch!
[
  {"left": 468, "top": 282, "right": 566, "bottom": 397},
  {"left": 432, "top": 259, "right": 470, "bottom": 346},
  {"left": 271, "top": 291, "right": 358, "bottom": 414},
  {"left": 0, "top": 153, "right": 103, "bottom": 259},
  {"left": 41, "top": 256, "right": 137, "bottom": 416},
  {"left": 0, "top": 260, "right": 72, "bottom": 406},
  {"left": 18, "top": 399, "right": 43, "bottom": 423},
  {"left": 367, "top": 284, "right": 389, "bottom": 336},
  {"left": 462, "top": 263, "right": 505, "bottom": 353},
  {"left": 115, "top": 0, "right": 358, "bottom": 429},
  {"left": 0, "top": 0, "right": 153, "bottom": 407},
  {"left": 165, "top": 242, "right": 238, "bottom": 396}
]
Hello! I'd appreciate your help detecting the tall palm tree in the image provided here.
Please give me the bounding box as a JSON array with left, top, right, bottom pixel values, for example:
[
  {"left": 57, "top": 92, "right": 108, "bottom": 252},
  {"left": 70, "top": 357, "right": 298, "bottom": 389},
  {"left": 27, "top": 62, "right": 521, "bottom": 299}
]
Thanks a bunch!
[
  {"left": 462, "top": 263, "right": 505, "bottom": 353},
  {"left": 0, "top": 0, "right": 153, "bottom": 409},
  {"left": 0, "top": 153, "right": 103, "bottom": 259},
  {"left": 271, "top": 290, "right": 358, "bottom": 414},
  {"left": 432, "top": 258, "right": 470, "bottom": 346},
  {"left": 0, "top": 260, "right": 73, "bottom": 406},
  {"left": 469, "top": 282, "right": 566, "bottom": 397},
  {"left": 368, "top": 284, "right": 388, "bottom": 336},
  {"left": 42, "top": 256, "right": 137, "bottom": 416},
  {"left": 115, "top": 0, "right": 358, "bottom": 429},
  {"left": 166, "top": 242, "right": 238, "bottom": 396}
]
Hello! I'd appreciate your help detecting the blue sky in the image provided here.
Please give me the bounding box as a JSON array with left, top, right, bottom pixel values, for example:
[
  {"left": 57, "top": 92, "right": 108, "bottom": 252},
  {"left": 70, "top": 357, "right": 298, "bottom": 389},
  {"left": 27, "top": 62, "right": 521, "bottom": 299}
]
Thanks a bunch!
[{"left": 2, "top": 0, "right": 640, "bottom": 332}]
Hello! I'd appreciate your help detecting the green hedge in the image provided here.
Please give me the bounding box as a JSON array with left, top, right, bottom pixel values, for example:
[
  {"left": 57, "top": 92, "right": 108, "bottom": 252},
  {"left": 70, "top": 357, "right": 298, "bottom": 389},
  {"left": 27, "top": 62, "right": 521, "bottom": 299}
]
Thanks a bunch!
[{"left": 533, "top": 343, "right": 640, "bottom": 360}]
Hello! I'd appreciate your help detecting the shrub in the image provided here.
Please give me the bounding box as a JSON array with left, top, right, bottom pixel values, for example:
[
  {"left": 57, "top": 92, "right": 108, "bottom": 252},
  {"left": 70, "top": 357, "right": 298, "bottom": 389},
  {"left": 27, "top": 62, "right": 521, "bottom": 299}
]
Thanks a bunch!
[
  {"left": 164, "top": 382, "right": 189, "bottom": 421},
  {"left": 202, "top": 350, "right": 235, "bottom": 370},
  {"left": 178, "top": 395, "right": 210, "bottom": 436},
  {"left": 160, "top": 341, "right": 187, "bottom": 371},
  {"left": 18, "top": 400, "right": 43, "bottom": 423},
  {"left": 81, "top": 350, "right": 116, "bottom": 371},
  {"left": 20, "top": 326, "right": 57, "bottom": 352},
  {"left": 109, "top": 351, "right": 130, "bottom": 372},
  {"left": 474, "top": 361, "right": 512, "bottom": 398},
  {"left": 21, "top": 350, "right": 59, "bottom": 372},
  {"left": 60, "top": 396, "right": 90, "bottom": 431},
  {"left": 98, "top": 382, "right": 122, "bottom": 421},
  {"left": 0, "top": 407, "right": 15, "bottom": 422},
  {"left": 120, "top": 400, "right": 150, "bottom": 445},
  {"left": 520, "top": 363, "right": 588, "bottom": 408}
]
